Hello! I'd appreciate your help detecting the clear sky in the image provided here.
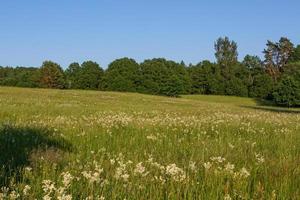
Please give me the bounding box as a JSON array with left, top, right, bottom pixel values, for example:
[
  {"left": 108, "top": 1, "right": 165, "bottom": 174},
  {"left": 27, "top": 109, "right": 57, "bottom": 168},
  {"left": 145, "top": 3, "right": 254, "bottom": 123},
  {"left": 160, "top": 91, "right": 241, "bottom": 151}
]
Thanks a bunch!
[{"left": 0, "top": 0, "right": 299, "bottom": 69}]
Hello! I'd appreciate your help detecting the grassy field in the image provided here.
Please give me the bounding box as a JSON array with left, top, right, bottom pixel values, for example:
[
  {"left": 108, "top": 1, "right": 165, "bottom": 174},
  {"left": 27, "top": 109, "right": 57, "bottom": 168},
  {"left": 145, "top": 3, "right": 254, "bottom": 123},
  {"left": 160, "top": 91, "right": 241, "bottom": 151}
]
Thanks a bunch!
[{"left": 0, "top": 86, "right": 300, "bottom": 199}]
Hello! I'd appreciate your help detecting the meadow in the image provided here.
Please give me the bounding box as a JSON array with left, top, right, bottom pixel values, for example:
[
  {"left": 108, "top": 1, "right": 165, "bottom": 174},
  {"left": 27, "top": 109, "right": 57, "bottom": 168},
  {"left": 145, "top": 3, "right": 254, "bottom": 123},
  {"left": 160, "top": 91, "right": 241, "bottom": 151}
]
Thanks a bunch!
[{"left": 0, "top": 86, "right": 300, "bottom": 199}]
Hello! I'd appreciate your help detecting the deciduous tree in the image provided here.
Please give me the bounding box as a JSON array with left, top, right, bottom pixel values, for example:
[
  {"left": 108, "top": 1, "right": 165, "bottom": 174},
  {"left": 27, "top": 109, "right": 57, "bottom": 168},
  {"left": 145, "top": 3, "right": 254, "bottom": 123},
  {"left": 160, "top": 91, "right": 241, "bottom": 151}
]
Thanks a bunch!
[{"left": 40, "top": 61, "right": 65, "bottom": 89}]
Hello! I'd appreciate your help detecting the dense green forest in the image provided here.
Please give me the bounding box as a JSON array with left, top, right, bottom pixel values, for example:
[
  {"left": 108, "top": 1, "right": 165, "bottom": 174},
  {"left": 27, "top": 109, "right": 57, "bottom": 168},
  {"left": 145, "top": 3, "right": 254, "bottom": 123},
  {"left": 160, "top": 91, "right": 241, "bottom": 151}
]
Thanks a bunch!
[{"left": 1, "top": 37, "right": 300, "bottom": 107}]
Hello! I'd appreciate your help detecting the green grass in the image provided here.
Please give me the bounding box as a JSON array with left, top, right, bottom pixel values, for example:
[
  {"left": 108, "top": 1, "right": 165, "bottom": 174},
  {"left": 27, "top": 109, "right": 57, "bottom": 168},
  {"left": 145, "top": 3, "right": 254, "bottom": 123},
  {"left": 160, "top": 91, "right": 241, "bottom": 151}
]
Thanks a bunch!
[{"left": 0, "top": 86, "right": 300, "bottom": 199}]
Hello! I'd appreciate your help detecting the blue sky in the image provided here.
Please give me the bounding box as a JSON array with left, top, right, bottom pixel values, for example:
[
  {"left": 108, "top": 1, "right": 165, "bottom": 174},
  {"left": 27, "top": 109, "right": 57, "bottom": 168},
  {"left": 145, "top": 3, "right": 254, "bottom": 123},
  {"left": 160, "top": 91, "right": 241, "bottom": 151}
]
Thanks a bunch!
[{"left": 0, "top": 0, "right": 299, "bottom": 69}]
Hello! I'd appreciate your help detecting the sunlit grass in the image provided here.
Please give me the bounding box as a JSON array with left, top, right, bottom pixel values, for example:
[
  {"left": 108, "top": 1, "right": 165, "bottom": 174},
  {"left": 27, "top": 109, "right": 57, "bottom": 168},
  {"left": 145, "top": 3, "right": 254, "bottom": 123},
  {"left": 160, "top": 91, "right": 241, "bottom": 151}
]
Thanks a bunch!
[{"left": 0, "top": 86, "right": 300, "bottom": 199}]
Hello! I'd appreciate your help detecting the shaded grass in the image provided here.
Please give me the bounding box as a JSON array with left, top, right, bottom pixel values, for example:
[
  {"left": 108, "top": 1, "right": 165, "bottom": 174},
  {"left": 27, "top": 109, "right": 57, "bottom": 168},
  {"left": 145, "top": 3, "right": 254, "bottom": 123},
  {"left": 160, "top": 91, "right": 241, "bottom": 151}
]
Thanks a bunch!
[{"left": 0, "top": 124, "right": 72, "bottom": 186}]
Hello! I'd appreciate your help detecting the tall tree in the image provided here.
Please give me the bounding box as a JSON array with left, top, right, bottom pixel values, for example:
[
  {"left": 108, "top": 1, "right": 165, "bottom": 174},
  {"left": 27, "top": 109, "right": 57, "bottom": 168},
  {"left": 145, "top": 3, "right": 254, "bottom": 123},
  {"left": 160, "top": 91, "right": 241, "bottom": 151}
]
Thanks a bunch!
[
  {"left": 242, "top": 55, "right": 266, "bottom": 94},
  {"left": 65, "top": 62, "right": 81, "bottom": 89},
  {"left": 103, "top": 58, "right": 141, "bottom": 92},
  {"left": 263, "top": 37, "right": 294, "bottom": 81},
  {"left": 188, "top": 61, "right": 223, "bottom": 94},
  {"left": 78, "top": 61, "right": 104, "bottom": 89},
  {"left": 214, "top": 37, "right": 238, "bottom": 68},
  {"left": 242, "top": 55, "right": 263, "bottom": 70},
  {"left": 289, "top": 45, "right": 300, "bottom": 63},
  {"left": 140, "top": 58, "right": 190, "bottom": 96},
  {"left": 39, "top": 61, "right": 65, "bottom": 89}
]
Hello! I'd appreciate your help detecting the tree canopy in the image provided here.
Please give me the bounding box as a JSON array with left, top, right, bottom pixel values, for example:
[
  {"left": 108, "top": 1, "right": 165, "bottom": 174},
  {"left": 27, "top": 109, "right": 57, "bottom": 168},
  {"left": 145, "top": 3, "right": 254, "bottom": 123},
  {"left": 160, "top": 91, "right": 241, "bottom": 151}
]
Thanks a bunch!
[
  {"left": 40, "top": 61, "right": 65, "bottom": 89},
  {"left": 102, "top": 58, "right": 141, "bottom": 92},
  {"left": 1, "top": 36, "right": 299, "bottom": 107}
]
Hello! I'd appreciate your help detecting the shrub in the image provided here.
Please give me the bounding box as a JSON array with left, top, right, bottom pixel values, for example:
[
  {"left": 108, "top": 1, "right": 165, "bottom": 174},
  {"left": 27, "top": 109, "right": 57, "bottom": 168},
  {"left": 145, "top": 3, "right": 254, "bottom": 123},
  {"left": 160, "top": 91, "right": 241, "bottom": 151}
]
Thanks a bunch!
[
  {"left": 249, "top": 74, "right": 274, "bottom": 98},
  {"left": 225, "top": 77, "right": 248, "bottom": 97},
  {"left": 272, "top": 76, "right": 300, "bottom": 107}
]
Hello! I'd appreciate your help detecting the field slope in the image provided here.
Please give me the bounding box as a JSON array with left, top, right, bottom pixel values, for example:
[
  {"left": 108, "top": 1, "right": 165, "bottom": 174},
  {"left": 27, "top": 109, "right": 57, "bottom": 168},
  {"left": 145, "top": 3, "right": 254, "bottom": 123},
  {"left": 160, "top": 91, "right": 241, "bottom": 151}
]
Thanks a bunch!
[{"left": 0, "top": 86, "right": 300, "bottom": 199}]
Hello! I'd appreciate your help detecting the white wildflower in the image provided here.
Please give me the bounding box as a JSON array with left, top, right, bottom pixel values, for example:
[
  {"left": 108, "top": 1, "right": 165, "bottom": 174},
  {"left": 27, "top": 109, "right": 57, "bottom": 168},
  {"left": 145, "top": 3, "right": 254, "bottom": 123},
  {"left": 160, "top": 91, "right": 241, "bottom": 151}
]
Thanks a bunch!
[
  {"left": 146, "top": 134, "right": 158, "bottom": 140},
  {"left": 98, "top": 196, "right": 105, "bottom": 200},
  {"left": 224, "top": 194, "right": 232, "bottom": 200},
  {"left": 165, "top": 163, "right": 186, "bottom": 182},
  {"left": 255, "top": 153, "right": 265, "bottom": 164},
  {"left": 134, "top": 162, "right": 148, "bottom": 176},
  {"left": 82, "top": 171, "right": 101, "bottom": 184},
  {"left": 203, "top": 162, "right": 212, "bottom": 170},
  {"left": 42, "top": 180, "right": 56, "bottom": 194},
  {"left": 57, "top": 194, "right": 72, "bottom": 200},
  {"left": 25, "top": 167, "right": 32, "bottom": 172},
  {"left": 210, "top": 156, "right": 226, "bottom": 163},
  {"left": 110, "top": 159, "right": 115, "bottom": 165},
  {"left": 189, "top": 161, "right": 197, "bottom": 172},
  {"left": 23, "top": 185, "right": 31, "bottom": 196},
  {"left": 43, "top": 194, "right": 52, "bottom": 200},
  {"left": 235, "top": 167, "right": 250, "bottom": 179},
  {"left": 115, "top": 162, "right": 129, "bottom": 182},
  {"left": 61, "top": 172, "right": 74, "bottom": 188},
  {"left": 9, "top": 191, "right": 20, "bottom": 200},
  {"left": 224, "top": 162, "right": 235, "bottom": 173},
  {"left": 228, "top": 143, "right": 235, "bottom": 149}
]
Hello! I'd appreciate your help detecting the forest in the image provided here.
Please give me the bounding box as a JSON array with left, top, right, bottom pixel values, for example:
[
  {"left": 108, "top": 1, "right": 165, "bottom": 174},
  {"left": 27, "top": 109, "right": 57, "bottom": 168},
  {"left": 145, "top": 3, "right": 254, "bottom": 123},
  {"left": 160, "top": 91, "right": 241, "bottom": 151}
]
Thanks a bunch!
[{"left": 1, "top": 37, "right": 300, "bottom": 107}]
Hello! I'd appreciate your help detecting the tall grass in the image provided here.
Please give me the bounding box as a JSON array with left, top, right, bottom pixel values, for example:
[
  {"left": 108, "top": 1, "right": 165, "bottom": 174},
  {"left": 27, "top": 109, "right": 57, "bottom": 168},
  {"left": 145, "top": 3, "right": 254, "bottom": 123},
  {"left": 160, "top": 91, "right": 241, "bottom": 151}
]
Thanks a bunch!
[{"left": 0, "top": 86, "right": 299, "bottom": 199}]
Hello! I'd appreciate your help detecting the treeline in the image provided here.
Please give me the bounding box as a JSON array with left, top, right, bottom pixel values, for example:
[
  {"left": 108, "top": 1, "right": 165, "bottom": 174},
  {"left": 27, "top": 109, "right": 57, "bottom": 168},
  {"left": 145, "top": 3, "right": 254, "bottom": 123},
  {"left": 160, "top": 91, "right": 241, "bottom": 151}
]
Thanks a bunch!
[{"left": 1, "top": 37, "right": 300, "bottom": 107}]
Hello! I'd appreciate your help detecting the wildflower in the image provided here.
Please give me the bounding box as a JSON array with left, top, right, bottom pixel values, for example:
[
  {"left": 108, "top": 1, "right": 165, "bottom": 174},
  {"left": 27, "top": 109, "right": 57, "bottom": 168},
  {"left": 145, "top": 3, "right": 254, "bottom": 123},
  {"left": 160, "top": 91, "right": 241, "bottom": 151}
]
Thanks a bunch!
[
  {"left": 134, "top": 162, "right": 148, "bottom": 176},
  {"left": 0, "top": 187, "right": 9, "bottom": 197},
  {"left": 82, "top": 171, "right": 101, "bottom": 184},
  {"left": 228, "top": 143, "right": 235, "bottom": 149},
  {"left": 234, "top": 167, "right": 250, "bottom": 179},
  {"left": 255, "top": 153, "right": 265, "bottom": 164},
  {"left": 146, "top": 134, "right": 158, "bottom": 140},
  {"left": 224, "top": 162, "right": 235, "bottom": 173},
  {"left": 57, "top": 194, "right": 72, "bottom": 200},
  {"left": 61, "top": 172, "right": 74, "bottom": 188},
  {"left": 25, "top": 167, "right": 32, "bottom": 172},
  {"left": 9, "top": 191, "right": 20, "bottom": 200},
  {"left": 110, "top": 159, "right": 116, "bottom": 165},
  {"left": 271, "top": 190, "right": 276, "bottom": 200},
  {"left": 23, "top": 185, "right": 31, "bottom": 196},
  {"left": 43, "top": 194, "right": 52, "bottom": 200},
  {"left": 42, "top": 180, "right": 56, "bottom": 194},
  {"left": 203, "top": 162, "right": 212, "bottom": 170},
  {"left": 121, "top": 174, "right": 130, "bottom": 182},
  {"left": 224, "top": 194, "right": 232, "bottom": 200},
  {"left": 189, "top": 161, "right": 197, "bottom": 172},
  {"left": 115, "top": 161, "right": 130, "bottom": 182},
  {"left": 240, "top": 167, "right": 250, "bottom": 178},
  {"left": 98, "top": 196, "right": 105, "bottom": 200},
  {"left": 165, "top": 163, "right": 186, "bottom": 182},
  {"left": 210, "top": 156, "right": 226, "bottom": 163}
]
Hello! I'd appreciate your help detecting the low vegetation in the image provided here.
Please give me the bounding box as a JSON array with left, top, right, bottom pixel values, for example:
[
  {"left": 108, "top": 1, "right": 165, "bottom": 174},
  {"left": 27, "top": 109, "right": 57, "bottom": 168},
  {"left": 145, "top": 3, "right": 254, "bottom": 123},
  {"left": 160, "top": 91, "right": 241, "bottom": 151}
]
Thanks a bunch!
[{"left": 0, "top": 87, "right": 299, "bottom": 199}]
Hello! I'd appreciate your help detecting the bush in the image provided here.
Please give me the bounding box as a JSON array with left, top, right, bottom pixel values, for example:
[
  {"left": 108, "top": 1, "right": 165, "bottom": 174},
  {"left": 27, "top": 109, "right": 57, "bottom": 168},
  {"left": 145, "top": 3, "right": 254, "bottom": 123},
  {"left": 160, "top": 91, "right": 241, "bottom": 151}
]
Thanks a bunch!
[
  {"left": 272, "top": 76, "right": 300, "bottom": 107},
  {"left": 249, "top": 74, "right": 274, "bottom": 98},
  {"left": 225, "top": 77, "right": 248, "bottom": 97}
]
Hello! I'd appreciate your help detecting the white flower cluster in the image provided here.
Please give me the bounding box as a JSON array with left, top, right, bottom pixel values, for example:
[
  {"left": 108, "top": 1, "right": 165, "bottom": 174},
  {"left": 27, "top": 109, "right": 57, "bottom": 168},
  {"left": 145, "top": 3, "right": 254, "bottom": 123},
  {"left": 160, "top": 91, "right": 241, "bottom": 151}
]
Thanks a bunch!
[{"left": 165, "top": 163, "right": 186, "bottom": 182}]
